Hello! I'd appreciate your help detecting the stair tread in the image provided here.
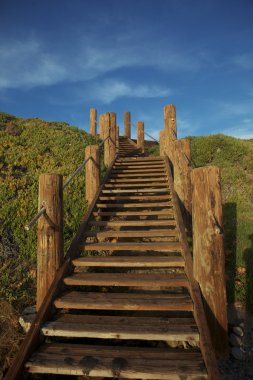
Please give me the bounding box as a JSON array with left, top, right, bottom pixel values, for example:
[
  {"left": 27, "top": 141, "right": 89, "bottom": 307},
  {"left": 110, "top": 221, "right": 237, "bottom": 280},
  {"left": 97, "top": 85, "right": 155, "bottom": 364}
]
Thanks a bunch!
[
  {"left": 84, "top": 230, "right": 178, "bottom": 238},
  {"left": 105, "top": 183, "right": 168, "bottom": 188},
  {"left": 26, "top": 343, "right": 206, "bottom": 378},
  {"left": 102, "top": 188, "right": 169, "bottom": 193},
  {"left": 54, "top": 291, "right": 193, "bottom": 311},
  {"left": 72, "top": 255, "right": 184, "bottom": 267},
  {"left": 96, "top": 202, "right": 172, "bottom": 208},
  {"left": 88, "top": 220, "right": 177, "bottom": 226},
  {"left": 64, "top": 272, "right": 188, "bottom": 287},
  {"left": 93, "top": 210, "right": 174, "bottom": 216},
  {"left": 42, "top": 314, "right": 198, "bottom": 340},
  {"left": 82, "top": 242, "right": 181, "bottom": 251}
]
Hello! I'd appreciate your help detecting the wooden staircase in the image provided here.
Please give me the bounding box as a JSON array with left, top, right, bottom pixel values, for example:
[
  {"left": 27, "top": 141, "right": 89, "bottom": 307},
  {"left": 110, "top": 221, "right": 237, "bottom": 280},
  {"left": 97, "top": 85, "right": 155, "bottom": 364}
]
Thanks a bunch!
[{"left": 6, "top": 137, "right": 220, "bottom": 379}]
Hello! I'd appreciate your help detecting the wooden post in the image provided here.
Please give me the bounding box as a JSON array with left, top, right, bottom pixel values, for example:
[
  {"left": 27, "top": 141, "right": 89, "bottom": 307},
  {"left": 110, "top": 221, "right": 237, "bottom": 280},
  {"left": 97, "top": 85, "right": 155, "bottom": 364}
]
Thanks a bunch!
[
  {"left": 90, "top": 108, "right": 97, "bottom": 136},
  {"left": 109, "top": 112, "right": 117, "bottom": 164},
  {"left": 104, "top": 113, "right": 110, "bottom": 167},
  {"left": 137, "top": 121, "right": 144, "bottom": 153},
  {"left": 99, "top": 114, "right": 105, "bottom": 140},
  {"left": 37, "top": 174, "right": 63, "bottom": 311},
  {"left": 173, "top": 139, "right": 192, "bottom": 226},
  {"left": 116, "top": 126, "right": 120, "bottom": 153},
  {"left": 124, "top": 111, "right": 131, "bottom": 139},
  {"left": 159, "top": 130, "right": 165, "bottom": 156},
  {"left": 192, "top": 166, "right": 228, "bottom": 358},
  {"left": 85, "top": 145, "right": 100, "bottom": 205},
  {"left": 164, "top": 104, "right": 177, "bottom": 161}
]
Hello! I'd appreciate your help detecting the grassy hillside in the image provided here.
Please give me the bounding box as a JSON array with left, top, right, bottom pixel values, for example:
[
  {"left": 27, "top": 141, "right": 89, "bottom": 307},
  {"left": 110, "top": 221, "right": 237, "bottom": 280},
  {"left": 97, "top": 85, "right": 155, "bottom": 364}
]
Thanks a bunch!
[
  {"left": 146, "top": 135, "right": 253, "bottom": 310},
  {"left": 0, "top": 112, "right": 100, "bottom": 309}
]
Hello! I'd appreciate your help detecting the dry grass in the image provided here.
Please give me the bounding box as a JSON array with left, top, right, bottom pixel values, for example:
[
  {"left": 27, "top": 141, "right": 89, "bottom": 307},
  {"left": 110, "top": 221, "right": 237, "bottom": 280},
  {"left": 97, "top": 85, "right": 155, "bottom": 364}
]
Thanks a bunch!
[{"left": 0, "top": 300, "right": 24, "bottom": 379}]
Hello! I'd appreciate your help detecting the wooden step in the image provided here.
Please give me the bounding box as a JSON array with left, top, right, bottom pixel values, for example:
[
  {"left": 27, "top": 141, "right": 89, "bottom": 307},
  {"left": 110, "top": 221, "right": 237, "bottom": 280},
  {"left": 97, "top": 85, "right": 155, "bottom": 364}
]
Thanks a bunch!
[
  {"left": 54, "top": 291, "right": 193, "bottom": 311},
  {"left": 102, "top": 188, "right": 169, "bottom": 193},
  {"left": 84, "top": 230, "right": 178, "bottom": 238},
  {"left": 41, "top": 314, "right": 198, "bottom": 341},
  {"left": 93, "top": 210, "right": 174, "bottom": 217},
  {"left": 72, "top": 255, "right": 184, "bottom": 267},
  {"left": 99, "top": 195, "right": 171, "bottom": 200},
  {"left": 104, "top": 182, "right": 168, "bottom": 188},
  {"left": 108, "top": 178, "right": 167, "bottom": 182},
  {"left": 82, "top": 242, "right": 181, "bottom": 252},
  {"left": 114, "top": 163, "right": 165, "bottom": 168},
  {"left": 111, "top": 172, "right": 167, "bottom": 178},
  {"left": 96, "top": 203, "right": 172, "bottom": 208},
  {"left": 64, "top": 272, "right": 188, "bottom": 287},
  {"left": 117, "top": 157, "right": 163, "bottom": 162},
  {"left": 26, "top": 343, "right": 207, "bottom": 378},
  {"left": 112, "top": 169, "right": 165, "bottom": 174},
  {"left": 88, "top": 220, "right": 177, "bottom": 227}
]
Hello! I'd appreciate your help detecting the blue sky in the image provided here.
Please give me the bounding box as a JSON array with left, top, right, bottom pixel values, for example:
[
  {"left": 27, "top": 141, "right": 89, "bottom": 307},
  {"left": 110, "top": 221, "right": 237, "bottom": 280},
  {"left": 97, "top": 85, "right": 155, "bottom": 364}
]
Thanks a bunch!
[{"left": 0, "top": 0, "right": 253, "bottom": 139}]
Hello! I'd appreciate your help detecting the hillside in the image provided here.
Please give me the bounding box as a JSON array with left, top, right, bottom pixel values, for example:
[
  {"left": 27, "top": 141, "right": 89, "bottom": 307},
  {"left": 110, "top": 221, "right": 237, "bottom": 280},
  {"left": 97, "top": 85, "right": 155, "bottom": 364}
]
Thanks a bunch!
[{"left": 0, "top": 112, "right": 100, "bottom": 310}]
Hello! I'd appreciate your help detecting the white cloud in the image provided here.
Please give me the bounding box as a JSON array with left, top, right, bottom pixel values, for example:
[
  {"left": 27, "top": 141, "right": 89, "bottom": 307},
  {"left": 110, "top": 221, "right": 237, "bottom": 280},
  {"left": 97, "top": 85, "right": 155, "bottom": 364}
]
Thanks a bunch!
[
  {"left": 0, "top": 38, "right": 66, "bottom": 89},
  {"left": 89, "top": 80, "right": 171, "bottom": 104},
  {"left": 0, "top": 35, "right": 203, "bottom": 90}
]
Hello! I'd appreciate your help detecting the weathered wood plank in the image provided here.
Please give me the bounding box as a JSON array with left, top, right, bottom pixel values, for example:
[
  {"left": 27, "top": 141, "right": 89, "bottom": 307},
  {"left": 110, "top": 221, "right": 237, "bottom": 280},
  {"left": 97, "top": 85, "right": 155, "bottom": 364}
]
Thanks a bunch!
[
  {"left": 72, "top": 255, "right": 184, "bottom": 267},
  {"left": 164, "top": 156, "right": 221, "bottom": 379},
  {"left": 82, "top": 242, "right": 181, "bottom": 252},
  {"left": 64, "top": 272, "right": 188, "bottom": 287},
  {"left": 192, "top": 166, "right": 228, "bottom": 357},
  {"left": 88, "top": 220, "right": 177, "bottom": 227},
  {"left": 54, "top": 291, "right": 193, "bottom": 311}
]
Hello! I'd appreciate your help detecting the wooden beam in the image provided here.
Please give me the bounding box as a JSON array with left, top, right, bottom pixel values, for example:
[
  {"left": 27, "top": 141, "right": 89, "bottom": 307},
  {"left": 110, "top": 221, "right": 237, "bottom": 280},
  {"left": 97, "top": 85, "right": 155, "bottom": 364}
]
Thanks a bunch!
[
  {"left": 99, "top": 114, "right": 105, "bottom": 140},
  {"left": 137, "top": 121, "right": 144, "bottom": 153},
  {"left": 85, "top": 145, "right": 100, "bottom": 205},
  {"left": 192, "top": 166, "right": 228, "bottom": 358},
  {"left": 173, "top": 138, "right": 192, "bottom": 229},
  {"left": 124, "top": 111, "right": 131, "bottom": 138},
  {"left": 90, "top": 108, "right": 97, "bottom": 136},
  {"left": 4, "top": 157, "right": 118, "bottom": 380},
  {"left": 164, "top": 156, "right": 221, "bottom": 379},
  {"left": 37, "top": 173, "right": 63, "bottom": 311}
]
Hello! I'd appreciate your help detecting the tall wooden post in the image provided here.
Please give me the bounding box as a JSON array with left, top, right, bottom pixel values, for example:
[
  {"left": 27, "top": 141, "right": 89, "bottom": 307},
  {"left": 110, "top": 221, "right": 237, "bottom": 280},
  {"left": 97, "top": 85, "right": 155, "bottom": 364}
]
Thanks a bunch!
[
  {"left": 137, "top": 121, "right": 144, "bottom": 153},
  {"left": 124, "top": 111, "right": 131, "bottom": 139},
  {"left": 37, "top": 174, "right": 63, "bottom": 311},
  {"left": 116, "top": 126, "right": 120, "bottom": 153},
  {"left": 109, "top": 112, "right": 117, "bottom": 164},
  {"left": 90, "top": 108, "right": 97, "bottom": 136},
  {"left": 85, "top": 145, "right": 100, "bottom": 205},
  {"left": 192, "top": 166, "right": 228, "bottom": 358},
  {"left": 173, "top": 139, "right": 192, "bottom": 226},
  {"left": 104, "top": 113, "right": 110, "bottom": 167},
  {"left": 164, "top": 104, "right": 177, "bottom": 162},
  {"left": 99, "top": 114, "right": 105, "bottom": 140},
  {"left": 159, "top": 130, "right": 165, "bottom": 156}
]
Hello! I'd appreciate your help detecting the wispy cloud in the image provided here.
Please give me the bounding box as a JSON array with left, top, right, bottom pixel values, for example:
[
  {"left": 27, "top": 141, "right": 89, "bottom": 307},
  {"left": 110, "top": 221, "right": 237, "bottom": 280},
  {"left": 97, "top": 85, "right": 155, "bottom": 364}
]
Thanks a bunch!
[
  {"left": 88, "top": 80, "right": 171, "bottom": 104},
  {"left": 232, "top": 53, "right": 253, "bottom": 70},
  {"left": 0, "top": 35, "right": 204, "bottom": 91},
  {"left": 0, "top": 38, "right": 66, "bottom": 89}
]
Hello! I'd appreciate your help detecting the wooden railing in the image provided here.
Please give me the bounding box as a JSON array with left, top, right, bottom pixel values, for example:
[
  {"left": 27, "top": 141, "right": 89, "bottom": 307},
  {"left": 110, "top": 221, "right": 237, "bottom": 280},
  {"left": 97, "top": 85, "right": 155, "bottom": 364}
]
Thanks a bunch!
[{"left": 159, "top": 104, "right": 228, "bottom": 358}]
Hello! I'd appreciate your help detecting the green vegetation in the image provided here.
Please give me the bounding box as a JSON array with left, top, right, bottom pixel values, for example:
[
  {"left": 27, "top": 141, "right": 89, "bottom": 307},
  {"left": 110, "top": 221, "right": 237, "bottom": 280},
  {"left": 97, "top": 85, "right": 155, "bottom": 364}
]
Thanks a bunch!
[
  {"left": 147, "top": 135, "right": 253, "bottom": 309},
  {"left": 0, "top": 112, "right": 100, "bottom": 309}
]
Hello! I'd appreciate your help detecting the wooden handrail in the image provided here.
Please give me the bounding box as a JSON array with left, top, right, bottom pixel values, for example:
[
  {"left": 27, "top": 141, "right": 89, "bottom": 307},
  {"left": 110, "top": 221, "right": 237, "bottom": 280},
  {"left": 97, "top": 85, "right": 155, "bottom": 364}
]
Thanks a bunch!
[
  {"left": 4, "top": 155, "right": 118, "bottom": 380},
  {"left": 164, "top": 156, "right": 221, "bottom": 380}
]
